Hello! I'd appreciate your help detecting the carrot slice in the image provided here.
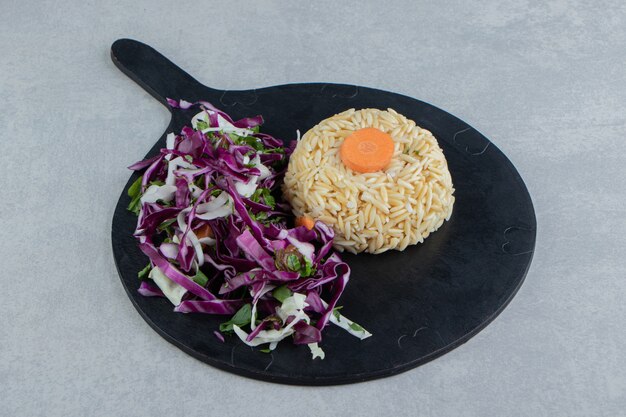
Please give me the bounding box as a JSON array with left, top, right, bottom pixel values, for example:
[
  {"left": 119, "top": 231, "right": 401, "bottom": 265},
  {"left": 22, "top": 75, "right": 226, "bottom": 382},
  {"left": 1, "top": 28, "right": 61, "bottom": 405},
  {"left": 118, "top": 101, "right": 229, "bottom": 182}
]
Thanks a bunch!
[
  {"left": 340, "top": 127, "right": 394, "bottom": 173},
  {"left": 295, "top": 216, "right": 315, "bottom": 230},
  {"left": 195, "top": 224, "right": 214, "bottom": 239}
]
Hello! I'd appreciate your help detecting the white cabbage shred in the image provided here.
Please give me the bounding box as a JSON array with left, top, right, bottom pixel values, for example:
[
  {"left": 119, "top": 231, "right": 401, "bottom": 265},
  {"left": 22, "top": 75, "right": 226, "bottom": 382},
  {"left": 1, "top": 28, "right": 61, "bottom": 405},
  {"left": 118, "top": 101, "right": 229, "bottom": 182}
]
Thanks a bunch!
[
  {"left": 149, "top": 267, "right": 187, "bottom": 306},
  {"left": 140, "top": 184, "right": 177, "bottom": 204}
]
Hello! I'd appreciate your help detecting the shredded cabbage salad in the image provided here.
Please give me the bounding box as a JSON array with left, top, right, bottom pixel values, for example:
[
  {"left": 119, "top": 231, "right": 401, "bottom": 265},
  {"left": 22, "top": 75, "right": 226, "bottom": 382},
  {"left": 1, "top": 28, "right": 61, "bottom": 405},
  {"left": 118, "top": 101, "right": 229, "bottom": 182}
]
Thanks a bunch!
[{"left": 127, "top": 99, "right": 371, "bottom": 359}]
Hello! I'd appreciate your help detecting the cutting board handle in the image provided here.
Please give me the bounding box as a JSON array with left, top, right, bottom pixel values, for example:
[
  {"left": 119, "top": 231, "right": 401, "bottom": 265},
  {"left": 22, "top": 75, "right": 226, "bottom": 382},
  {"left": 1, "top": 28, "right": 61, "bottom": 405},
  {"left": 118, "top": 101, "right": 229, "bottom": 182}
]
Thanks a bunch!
[{"left": 111, "top": 38, "right": 219, "bottom": 109}]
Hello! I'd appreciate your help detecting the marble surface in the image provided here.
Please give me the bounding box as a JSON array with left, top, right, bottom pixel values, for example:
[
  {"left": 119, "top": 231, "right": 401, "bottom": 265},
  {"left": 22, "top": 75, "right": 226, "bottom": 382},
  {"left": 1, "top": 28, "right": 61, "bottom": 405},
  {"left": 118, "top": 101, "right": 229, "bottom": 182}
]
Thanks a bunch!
[{"left": 1, "top": 1, "right": 624, "bottom": 416}]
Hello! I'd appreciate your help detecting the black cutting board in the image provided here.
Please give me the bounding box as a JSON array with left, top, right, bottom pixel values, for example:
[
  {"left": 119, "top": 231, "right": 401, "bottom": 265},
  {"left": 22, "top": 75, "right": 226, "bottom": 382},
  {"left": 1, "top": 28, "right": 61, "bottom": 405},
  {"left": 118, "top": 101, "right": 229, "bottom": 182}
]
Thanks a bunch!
[{"left": 111, "top": 38, "right": 536, "bottom": 385}]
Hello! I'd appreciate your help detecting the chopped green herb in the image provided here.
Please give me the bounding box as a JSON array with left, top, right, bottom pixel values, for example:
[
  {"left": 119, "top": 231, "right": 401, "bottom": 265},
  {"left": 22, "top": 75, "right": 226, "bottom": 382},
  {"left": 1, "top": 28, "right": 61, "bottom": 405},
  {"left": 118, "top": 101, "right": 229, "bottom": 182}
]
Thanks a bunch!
[
  {"left": 250, "top": 210, "right": 282, "bottom": 224},
  {"left": 250, "top": 211, "right": 265, "bottom": 221},
  {"left": 251, "top": 126, "right": 260, "bottom": 134},
  {"left": 332, "top": 306, "right": 343, "bottom": 322},
  {"left": 184, "top": 155, "right": 193, "bottom": 163},
  {"left": 157, "top": 219, "right": 176, "bottom": 232},
  {"left": 128, "top": 175, "right": 143, "bottom": 198},
  {"left": 349, "top": 322, "right": 365, "bottom": 332},
  {"left": 194, "top": 176, "right": 205, "bottom": 188},
  {"left": 158, "top": 199, "right": 174, "bottom": 207},
  {"left": 286, "top": 254, "right": 301, "bottom": 272},
  {"left": 238, "top": 136, "right": 265, "bottom": 151},
  {"left": 192, "top": 269, "right": 209, "bottom": 287},
  {"left": 196, "top": 120, "right": 209, "bottom": 131},
  {"left": 263, "top": 194, "right": 276, "bottom": 210},
  {"left": 270, "top": 216, "right": 283, "bottom": 224},
  {"left": 150, "top": 180, "right": 165, "bottom": 187},
  {"left": 301, "top": 257, "right": 315, "bottom": 277},
  {"left": 127, "top": 175, "right": 143, "bottom": 215},
  {"left": 250, "top": 188, "right": 271, "bottom": 203},
  {"left": 250, "top": 189, "right": 261, "bottom": 202},
  {"left": 259, "top": 348, "right": 272, "bottom": 353},
  {"left": 219, "top": 304, "right": 252, "bottom": 333},
  {"left": 273, "top": 285, "right": 292, "bottom": 303},
  {"left": 128, "top": 194, "right": 142, "bottom": 215},
  {"left": 271, "top": 147, "right": 285, "bottom": 154},
  {"left": 137, "top": 264, "right": 151, "bottom": 281},
  {"left": 251, "top": 188, "right": 276, "bottom": 209}
]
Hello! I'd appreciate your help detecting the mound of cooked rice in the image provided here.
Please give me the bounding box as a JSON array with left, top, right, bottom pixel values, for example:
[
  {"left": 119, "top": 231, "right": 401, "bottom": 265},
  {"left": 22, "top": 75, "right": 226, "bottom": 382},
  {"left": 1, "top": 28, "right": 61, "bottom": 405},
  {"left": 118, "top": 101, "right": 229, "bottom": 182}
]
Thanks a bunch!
[{"left": 283, "top": 108, "right": 454, "bottom": 254}]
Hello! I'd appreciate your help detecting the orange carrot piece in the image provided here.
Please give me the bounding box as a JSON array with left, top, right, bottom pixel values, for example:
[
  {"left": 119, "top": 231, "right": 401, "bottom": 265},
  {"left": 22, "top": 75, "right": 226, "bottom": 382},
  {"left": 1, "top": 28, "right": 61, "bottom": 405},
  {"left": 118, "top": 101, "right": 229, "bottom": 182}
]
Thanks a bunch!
[
  {"left": 295, "top": 216, "right": 315, "bottom": 230},
  {"left": 340, "top": 127, "right": 394, "bottom": 173},
  {"left": 195, "top": 224, "right": 214, "bottom": 239}
]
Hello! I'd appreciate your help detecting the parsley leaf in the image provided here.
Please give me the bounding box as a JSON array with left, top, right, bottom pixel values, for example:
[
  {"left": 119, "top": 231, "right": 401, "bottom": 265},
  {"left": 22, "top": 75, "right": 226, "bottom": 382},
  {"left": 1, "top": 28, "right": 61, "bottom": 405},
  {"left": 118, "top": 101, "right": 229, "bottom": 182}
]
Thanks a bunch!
[
  {"left": 137, "top": 264, "right": 151, "bottom": 281},
  {"left": 219, "top": 304, "right": 252, "bottom": 333},
  {"left": 349, "top": 322, "right": 365, "bottom": 332},
  {"left": 286, "top": 254, "right": 301, "bottom": 272},
  {"left": 251, "top": 188, "right": 276, "bottom": 209},
  {"left": 263, "top": 193, "right": 276, "bottom": 210},
  {"left": 273, "top": 285, "right": 292, "bottom": 303},
  {"left": 250, "top": 189, "right": 262, "bottom": 202},
  {"left": 250, "top": 209, "right": 283, "bottom": 225},
  {"left": 332, "top": 306, "right": 343, "bottom": 322},
  {"left": 128, "top": 194, "right": 142, "bottom": 215},
  {"left": 192, "top": 269, "right": 209, "bottom": 287},
  {"left": 236, "top": 136, "right": 264, "bottom": 151},
  {"left": 157, "top": 219, "right": 176, "bottom": 233},
  {"left": 127, "top": 175, "right": 143, "bottom": 215},
  {"left": 234, "top": 134, "right": 283, "bottom": 155},
  {"left": 250, "top": 211, "right": 268, "bottom": 222},
  {"left": 301, "top": 257, "right": 315, "bottom": 277},
  {"left": 194, "top": 176, "right": 205, "bottom": 188},
  {"left": 196, "top": 120, "right": 209, "bottom": 131},
  {"left": 127, "top": 175, "right": 143, "bottom": 198}
]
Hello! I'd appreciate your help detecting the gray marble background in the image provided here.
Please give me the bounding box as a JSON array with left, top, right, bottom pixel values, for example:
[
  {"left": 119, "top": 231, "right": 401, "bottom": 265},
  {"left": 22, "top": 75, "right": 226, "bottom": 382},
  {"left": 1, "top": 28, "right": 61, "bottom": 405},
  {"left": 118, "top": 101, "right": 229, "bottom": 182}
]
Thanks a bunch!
[{"left": 1, "top": 1, "right": 624, "bottom": 416}]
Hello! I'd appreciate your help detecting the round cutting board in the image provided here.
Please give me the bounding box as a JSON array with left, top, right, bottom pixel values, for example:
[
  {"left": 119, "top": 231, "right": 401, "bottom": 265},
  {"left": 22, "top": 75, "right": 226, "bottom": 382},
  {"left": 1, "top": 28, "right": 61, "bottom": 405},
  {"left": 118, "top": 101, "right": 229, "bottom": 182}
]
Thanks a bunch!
[{"left": 111, "top": 39, "right": 536, "bottom": 385}]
